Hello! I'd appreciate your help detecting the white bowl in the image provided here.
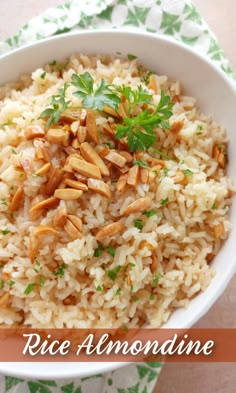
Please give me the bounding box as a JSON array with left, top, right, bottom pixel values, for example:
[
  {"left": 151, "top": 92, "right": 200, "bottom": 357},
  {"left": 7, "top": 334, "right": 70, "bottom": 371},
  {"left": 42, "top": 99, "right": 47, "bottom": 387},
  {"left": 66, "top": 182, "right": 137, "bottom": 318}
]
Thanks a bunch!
[{"left": 0, "top": 30, "right": 235, "bottom": 379}]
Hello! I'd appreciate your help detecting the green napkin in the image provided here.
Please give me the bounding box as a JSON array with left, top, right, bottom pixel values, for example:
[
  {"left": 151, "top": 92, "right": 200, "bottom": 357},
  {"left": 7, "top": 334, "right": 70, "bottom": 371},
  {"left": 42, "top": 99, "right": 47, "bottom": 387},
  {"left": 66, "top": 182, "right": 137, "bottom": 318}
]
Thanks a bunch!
[{"left": 0, "top": 1, "right": 234, "bottom": 392}]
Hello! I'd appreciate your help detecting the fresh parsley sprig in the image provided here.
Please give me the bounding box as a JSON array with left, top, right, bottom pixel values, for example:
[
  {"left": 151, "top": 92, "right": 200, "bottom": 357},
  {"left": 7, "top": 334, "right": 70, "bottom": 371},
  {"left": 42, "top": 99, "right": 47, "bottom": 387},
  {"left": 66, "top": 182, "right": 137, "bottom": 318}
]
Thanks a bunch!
[
  {"left": 39, "top": 84, "right": 70, "bottom": 126},
  {"left": 70, "top": 72, "right": 121, "bottom": 111}
]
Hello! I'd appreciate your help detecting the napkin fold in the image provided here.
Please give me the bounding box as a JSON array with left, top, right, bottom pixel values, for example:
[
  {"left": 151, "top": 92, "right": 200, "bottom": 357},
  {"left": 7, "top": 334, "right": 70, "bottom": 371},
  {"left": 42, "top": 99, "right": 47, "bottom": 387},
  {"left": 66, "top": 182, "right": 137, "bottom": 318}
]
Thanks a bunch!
[{"left": 0, "top": 1, "right": 234, "bottom": 392}]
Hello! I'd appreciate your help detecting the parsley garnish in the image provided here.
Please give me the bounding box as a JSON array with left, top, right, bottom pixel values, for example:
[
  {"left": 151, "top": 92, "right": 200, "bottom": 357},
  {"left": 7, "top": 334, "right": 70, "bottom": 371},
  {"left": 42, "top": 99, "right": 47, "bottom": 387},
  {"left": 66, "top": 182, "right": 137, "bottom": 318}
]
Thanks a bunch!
[
  {"left": 141, "top": 71, "right": 153, "bottom": 85},
  {"left": 143, "top": 209, "right": 157, "bottom": 218},
  {"left": 163, "top": 168, "right": 169, "bottom": 177},
  {"left": 150, "top": 148, "right": 172, "bottom": 161},
  {"left": 115, "top": 288, "right": 122, "bottom": 296},
  {"left": 53, "top": 263, "right": 67, "bottom": 277},
  {"left": 39, "top": 84, "right": 70, "bottom": 126},
  {"left": 0, "top": 280, "right": 4, "bottom": 290},
  {"left": 133, "top": 159, "right": 149, "bottom": 169},
  {"left": 94, "top": 244, "right": 105, "bottom": 257},
  {"left": 182, "top": 169, "right": 193, "bottom": 176},
  {"left": 0, "top": 199, "right": 7, "bottom": 206},
  {"left": 211, "top": 203, "right": 217, "bottom": 210},
  {"left": 149, "top": 293, "right": 155, "bottom": 300},
  {"left": 71, "top": 72, "right": 120, "bottom": 111},
  {"left": 2, "top": 229, "right": 10, "bottom": 235},
  {"left": 115, "top": 89, "right": 173, "bottom": 152},
  {"left": 107, "top": 246, "right": 116, "bottom": 258},
  {"left": 96, "top": 285, "right": 103, "bottom": 292},
  {"left": 8, "top": 280, "right": 15, "bottom": 287},
  {"left": 24, "top": 283, "right": 37, "bottom": 295},
  {"left": 107, "top": 265, "right": 121, "bottom": 281},
  {"left": 127, "top": 54, "right": 137, "bottom": 60},
  {"left": 40, "top": 275, "right": 45, "bottom": 286},
  {"left": 134, "top": 219, "right": 143, "bottom": 230},
  {"left": 161, "top": 198, "right": 169, "bottom": 206},
  {"left": 40, "top": 71, "right": 46, "bottom": 79},
  {"left": 133, "top": 295, "right": 139, "bottom": 302},
  {"left": 152, "top": 273, "right": 162, "bottom": 287}
]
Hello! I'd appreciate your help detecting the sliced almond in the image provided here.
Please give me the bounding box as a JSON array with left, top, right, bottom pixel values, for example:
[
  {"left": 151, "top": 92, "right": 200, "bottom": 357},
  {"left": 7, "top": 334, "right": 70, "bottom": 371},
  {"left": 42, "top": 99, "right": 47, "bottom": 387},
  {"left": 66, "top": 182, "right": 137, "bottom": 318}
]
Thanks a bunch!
[
  {"left": 53, "top": 206, "right": 67, "bottom": 227},
  {"left": 122, "top": 197, "right": 152, "bottom": 215},
  {"left": 80, "top": 108, "right": 87, "bottom": 126},
  {"left": 102, "top": 123, "right": 115, "bottom": 138},
  {"left": 88, "top": 178, "right": 112, "bottom": 198},
  {"left": 77, "top": 126, "right": 87, "bottom": 143},
  {"left": 86, "top": 110, "right": 99, "bottom": 144},
  {"left": 70, "top": 120, "right": 80, "bottom": 136},
  {"left": 45, "top": 166, "right": 64, "bottom": 196},
  {"left": 171, "top": 171, "right": 185, "bottom": 184},
  {"left": 147, "top": 170, "right": 156, "bottom": 184},
  {"left": 126, "top": 275, "right": 132, "bottom": 286},
  {"left": 105, "top": 151, "right": 127, "bottom": 168},
  {"left": 2, "top": 272, "right": 10, "bottom": 281},
  {"left": 140, "top": 240, "right": 155, "bottom": 251},
  {"left": 140, "top": 168, "right": 149, "bottom": 184},
  {"left": 218, "top": 152, "right": 226, "bottom": 169},
  {"left": 118, "top": 151, "right": 133, "bottom": 163},
  {"left": 150, "top": 254, "right": 157, "bottom": 274},
  {"left": 103, "top": 105, "right": 121, "bottom": 119},
  {"left": 54, "top": 188, "right": 83, "bottom": 200},
  {"left": 29, "top": 196, "right": 59, "bottom": 214},
  {"left": 30, "top": 195, "right": 44, "bottom": 220},
  {"left": 0, "top": 293, "right": 10, "bottom": 308},
  {"left": 60, "top": 110, "right": 81, "bottom": 123},
  {"left": 95, "top": 222, "right": 124, "bottom": 241},
  {"left": 67, "top": 215, "right": 82, "bottom": 231},
  {"left": 34, "top": 162, "right": 51, "bottom": 176},
  {"left": 64, "top": 178, "right": 88, "bottom": 191},
  {"left": 69, "top": 157, "right": 101, "bottom": 179},
  {"left": 72, "top": 138, "right": 80, "bottom": 149},
  {"left": 34, "top": 225, "right": 58, "bottom": 237},
  {"left": 9, "top": 186, "right": 24, "bottom": 211},
  {"left": 80, "top": 142, "right": 109, "bottom": 176},
  {"left": 34, "top": 140, "right": 50, "bottom": 162},
  {"left": 213, "top": 222, "right": 225, "bottom": 238},
  {"left": 98, "top": 145, "right": 110, "bottom": 158},
  {"left": 25, "top": 125, "right": 45, "bottom": 140},
  {"left": 127, "top": 165, "right": 139, "bottom": 187},
  {"left": 47, "top": 128, "right": 70, "bottom": 146},
  {"left": 171, "top": 120, "right": 184, "bottom": 134},
  {"left": 64, "top": 219, "right": 83, "bottom": 240},
  {"left": 118, "top": 103, "right": 127, "bottom": 119},
  {"left": 116, "top": 173, "right": 128, "bottom": 192},
  {"left": 148, "top": 74, "right": 158, "bottom": 93},
  {"left": 206, "top": 253, "right": 214, "bottom": 263}
]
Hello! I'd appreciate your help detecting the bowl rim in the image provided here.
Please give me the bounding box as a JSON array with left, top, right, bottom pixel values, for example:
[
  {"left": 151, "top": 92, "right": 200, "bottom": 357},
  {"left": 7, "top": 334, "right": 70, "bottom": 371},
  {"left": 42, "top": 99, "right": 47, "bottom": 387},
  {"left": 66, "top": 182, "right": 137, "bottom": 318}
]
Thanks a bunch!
[{"left": 0, "top": 28, "right": 235, "bottom": 380}]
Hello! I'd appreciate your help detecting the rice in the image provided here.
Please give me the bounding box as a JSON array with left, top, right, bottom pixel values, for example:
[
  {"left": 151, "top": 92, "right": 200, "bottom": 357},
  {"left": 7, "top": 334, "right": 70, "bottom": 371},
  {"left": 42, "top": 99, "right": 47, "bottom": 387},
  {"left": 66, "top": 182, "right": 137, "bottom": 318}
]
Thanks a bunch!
[{"left": 0, "top": 53, "right": 233, "bottom": 328}]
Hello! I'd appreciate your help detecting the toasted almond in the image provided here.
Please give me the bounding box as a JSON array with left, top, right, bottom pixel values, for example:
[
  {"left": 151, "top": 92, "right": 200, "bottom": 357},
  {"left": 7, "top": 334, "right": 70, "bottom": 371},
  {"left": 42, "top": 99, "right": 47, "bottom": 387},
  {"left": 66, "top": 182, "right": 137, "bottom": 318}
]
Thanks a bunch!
[
  {"left": 140, "top": 240, "right": 155, "bottom": 251},
  {"left": 0, "top": 293, "right": 10, "bottom": 308},
  {"left": 67, "top": 215, "right": 82, "bottom": 231},
  {"left": 171, "top": 120, "right": 184, "bottom": 134},
  {"left": 118, "top": 151, "right": 133, "bottom": 163},
  {"left": 9, "top": 186, "right": 24, "bottom": 211},
  {"left": 88, "top": 178, "right": 112, "bottom": 198},
  {"left": 25, "top": 125, "right": 45, "bottom": 140},
  {"left": 206, "top": 253, "right": 214, "bottom": 263},
  {"left": 72, "top": 138, "right": 80, "bottom": 149},
  {"left": 54, "top": 188, "right": 83, "bottom": 200},
  {"left": 45, "top": 166, "right": 64, "bottom": 196},
  {"left": 171, "top": 171, "right": 185, "bottom": 184},
  {"left": 147, "top": 158, "right": 165, "bottom": 167},
  {"left": 118, "top": 165, "right": 130, "bottom": 174},
  {"left": 148, "top": 74, "right": 158, "bottom": 93},
  {"left": 213, "top": 222, "right": 225, "bottom": 238},
  {"left": 20, "top": 158, "right": 32, "bottom": 174},
  {"left": 29, "top": 195, "right": 44, "bottom": 220},
  {"left": 116, "top": 173, "right": 128, "bottom": 192},
  {"left": 34, "top": 162, "right": 51, "bottom": 176},
  {"left": 86, "top": 110, "right": 99, "bottom": 144},
  {"left": 29, "top": 196, "right": 59, "bottom": 214},
  {"left": 53, "top": 206, "right": 67, "bottom": 227},
  {"left": 80, "top": 142, "right": 110, "bottom": 176},
  {"left": 147, "top": 170, "right": 156, "bottom": 184},
  {"left": 95, "top": 222, "right": 124, "bottom": 241},
  {"left": 2, "top": 272, "right": 10, "bottom": 281},
  {"left": 34, "top": 140, "right": 50, "bottom": 162},
  {"left": 150, "top": 254, "right": 157, "bottom": 274},
  {"left": 47, "top": 128, "right": 70, "bottom": 146},
  {"left": 218, "top": 152, "right": 226, "bottom": 169},
  {"left": 80, "top": 109, "right": 87, "bottom": 126},
  {"left": 77, "top": 126, "right": 87, "bottom": 143},
  {"left": 59, "top": 111, "right": 80, "bottom": 123},
  {"left": 69, "top": 157, "right": 101, "bottom": 179},
  {"left": 98, "top": 146, "right": 110, "bottom": 158},
  {"left": 11, "top": 155, "right": 21, "bottom": 169},
  {"left": 29, "top": 233, "right": 39, "bottom": 263},
  {"left": 122, "top": 197, "right": 152, "bottom": 215},
  {"left": 102, "top": 123, "right": 115, "bottom": 138},
  {"left": 140, "top": 168, "right": 149, "bottom": 184},
  {"left": 64, "top": 178, "right": 88, "bottom": 191},
  {"left": 103, "top": 105, "right": 121, "bottom": 119},
  {"left": 70, "top": 121, "right": 80, "bottom": 136},
  {"left": 64, "top": 219, "right": 83, "bottom": 240},
  {"left": 34, "top": 225, "right": 58, "bottom": 237},
  {"left": 105, "top": 151, "right": 127, "bottom": 168},
  {"left": 126, "top": 275, "right": 132, "bottom": 286},
  {"left": 74, "top": 173, "right": 88, "bottom": 183},
  {"left": 127, "top": 165, "right": 139, "bottom": 187}
]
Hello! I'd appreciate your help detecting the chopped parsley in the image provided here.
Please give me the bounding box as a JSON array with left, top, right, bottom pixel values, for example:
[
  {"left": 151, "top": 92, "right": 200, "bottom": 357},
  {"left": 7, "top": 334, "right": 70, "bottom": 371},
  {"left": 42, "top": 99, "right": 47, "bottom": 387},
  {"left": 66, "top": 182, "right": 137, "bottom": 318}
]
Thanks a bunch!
[
  {"left": 151, "top": 148, "right": 173, "bottom": 161},
  {"left": 133, "top": 295, "right": 139, "bottom": 302},
  {"left": 211, "top": 203, "right": 218, "bottom": 210},
  {"left": 127, "top": 54, "right": 137, "bottom": 60},
  {"left": 134, "top": 219, "right": 143, "bottom": 230},
  {"left": 143, "top": 209, "right": 157, "bottom": 218},
  {"left": 8, "top": 280, "right": 15, "bottom": 287},
  {"left": 94, "top": 244, "right": 105, "bottom": 257},
  {"left": 40, "top": 71, "right": 46, "bottom": 79},
  {"left": 106, "top": 246, "right": 116, "bottom": 258},
  {"left": 40, "top": 275, "right": 45, "bottom": 286},
  {"left": 2, "top": 229, "right": 10, "bottom": 235},
  {"left": 0, "top": 279, "right": 4, "bottom": 290},
  {"left": 107, "top": 265, "right": 121, "bottom": 281},
  {"left": 115, "top": 288, "right": 122, "bottom": 296},
  {"left": 11, "top": 148, "right": 17, "bottom": 154},
  {"left": 129, "top": 262, "right": 136, "bottom": 267},
  {"left": 96, "top": 285, "right": 103, "bottom": 292},
  {"left": 182, "top": 169, "right": 193, "bottom": 176},
  {"left": 24, "top": 283, "right": 37, "bottom": 295},
  {"left": 130, "top": 284, "right": 134, "bottom": 292},
  {"left": 53, "top": 263, "right": 67, "bottom": 277},
  {"left": 149, "top": 293, "right": 155, "bottom": 300},
  {"left": 197, "top": 124, "right": 203, "bottom": 130},
  {"left": 141, "top": 71, "right": 153, "bottom": 85},
  {"left": 161, "top": 198, "right": 169, "bottom": 206},
  {"left": 152, "top": 273, "right": 162, "bottom": 287},
  {"left": 0, "top": 199, "right": 7, "bottom": 206},
  {"left": 133, "top": 159, "right": 149, "bottom": 169},
  {"left": 163, "top": 168, "right": 169, "bottom": 177}
]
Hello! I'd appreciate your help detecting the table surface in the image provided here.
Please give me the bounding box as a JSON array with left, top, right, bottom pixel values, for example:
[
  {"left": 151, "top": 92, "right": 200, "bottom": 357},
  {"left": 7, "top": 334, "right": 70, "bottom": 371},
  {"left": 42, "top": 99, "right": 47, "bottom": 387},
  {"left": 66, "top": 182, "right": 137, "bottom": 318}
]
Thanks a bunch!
[{"left": 0, "top": 1, "right": 235, "bottom": 392}]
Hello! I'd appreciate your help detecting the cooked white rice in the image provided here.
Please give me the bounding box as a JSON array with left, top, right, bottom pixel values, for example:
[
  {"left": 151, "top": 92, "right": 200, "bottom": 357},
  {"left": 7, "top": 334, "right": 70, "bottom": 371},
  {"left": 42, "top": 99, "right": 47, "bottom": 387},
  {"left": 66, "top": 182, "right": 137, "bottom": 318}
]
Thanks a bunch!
[{"left": 0, "top": 54, "right": 233, "bottom": 328}]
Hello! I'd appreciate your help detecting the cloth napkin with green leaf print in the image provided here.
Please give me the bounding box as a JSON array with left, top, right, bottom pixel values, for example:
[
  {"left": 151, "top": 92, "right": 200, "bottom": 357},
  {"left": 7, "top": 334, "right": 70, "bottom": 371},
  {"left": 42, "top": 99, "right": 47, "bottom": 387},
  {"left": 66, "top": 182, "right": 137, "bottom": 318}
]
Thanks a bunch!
[{"left": 0, "top": 1, "right": 234, "bottom": 393}]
